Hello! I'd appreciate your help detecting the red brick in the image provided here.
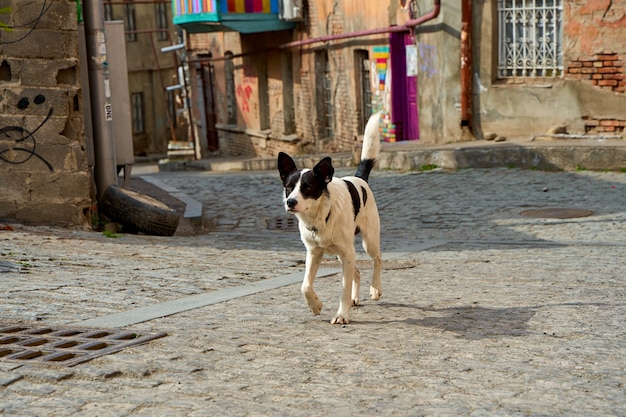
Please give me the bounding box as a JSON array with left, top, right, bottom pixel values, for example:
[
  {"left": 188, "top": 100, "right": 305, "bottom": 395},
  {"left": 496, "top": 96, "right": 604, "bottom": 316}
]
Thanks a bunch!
[
  {"left": 600, "top": 119, "right": 620, "bottom": 126},
  {"left": 585, "top": 119, "right": 600, "bottom": 126},
  {"left": 598, "top": 66, "right": 620, "bottom": 73},
  {"left": 567, "top": 67, "right": 582, "bottom": 74},
  {"left": 592, "top": 74, "right": 603, "bottom": 80},
  {"left": 581, "top": 67, "right": 598, "bottom": 73},
  {"left": 583, "top": 61, "right": 595, "bottom": 67},
  {"left": 604, "top": 126, "right": 616, "bottom": 132},
  {"left": 598, "top": 54, "right": 619, "bottom": 61},
  {"left": 603, "top": 74, "right": 624, "bottom": 80},
  {"left": 598, "top": 79, "right": 618, "bottom": 86},
  {"left": 578, "top": 55, "right": 597, "bottom": 62},
  {"left": 568, "top": 61, "right": 583, "bottom": 68}
]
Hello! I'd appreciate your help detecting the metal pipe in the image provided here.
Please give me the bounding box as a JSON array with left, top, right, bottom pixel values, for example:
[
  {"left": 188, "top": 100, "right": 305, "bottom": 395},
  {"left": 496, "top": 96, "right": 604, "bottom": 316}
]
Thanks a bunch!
[
  {"left": 189, "top": 0, "right": 441, "bottom": 63},
  {"left": 460, "top": 0, "right": 472, "bottom": 127},
  {"left": 280, "top": 0, "right": 440, "bottom": 49},
  {"left": 82, "top": 0, "right": 117, "bottom": 200}
]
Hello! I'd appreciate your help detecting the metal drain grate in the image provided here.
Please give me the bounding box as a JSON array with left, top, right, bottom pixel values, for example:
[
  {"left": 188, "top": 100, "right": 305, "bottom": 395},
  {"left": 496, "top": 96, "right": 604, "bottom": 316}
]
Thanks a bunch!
[
  {"left": 0, "top": 322, "right": 167, "bottom": 367},
  {"left": 268, "top": 215, "right": 298, "bottom": 230}
]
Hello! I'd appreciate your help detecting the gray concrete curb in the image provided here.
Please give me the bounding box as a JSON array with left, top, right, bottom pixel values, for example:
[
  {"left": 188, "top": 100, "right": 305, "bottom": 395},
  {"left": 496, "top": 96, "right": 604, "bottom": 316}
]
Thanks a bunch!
[{"left": 158, "top": 139, "right": 626, "bottom": 173}]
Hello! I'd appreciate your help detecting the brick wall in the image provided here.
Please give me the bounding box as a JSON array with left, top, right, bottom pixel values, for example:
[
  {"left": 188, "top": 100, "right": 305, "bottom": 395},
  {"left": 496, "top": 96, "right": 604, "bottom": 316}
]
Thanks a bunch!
[
  {"left": 566, "top": 51, "right": 626, "bottom": 134},
  {"left": 582, "top": 117, "right": 626, "bottom": 134},
  {"left": 566, "top": 51, "right": 625, "bottom": 93},
  {"left": 0, "top": 0, "right": 91, "bottom": 226}
]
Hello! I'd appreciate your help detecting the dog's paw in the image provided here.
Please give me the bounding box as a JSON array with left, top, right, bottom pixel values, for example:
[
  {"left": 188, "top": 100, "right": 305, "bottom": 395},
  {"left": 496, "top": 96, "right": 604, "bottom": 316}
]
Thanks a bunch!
[
  {"left": 352, "top": 297, "right": 359, "bottom": 306},
  {"left": 370, "top": 286, "right": 382, "bottom": 300},
  {"left": 331, "top": 314, "right": 350, "bottom": 325},
  {"left": 307, "top": 298, "right": 323, "bottom": 315}
]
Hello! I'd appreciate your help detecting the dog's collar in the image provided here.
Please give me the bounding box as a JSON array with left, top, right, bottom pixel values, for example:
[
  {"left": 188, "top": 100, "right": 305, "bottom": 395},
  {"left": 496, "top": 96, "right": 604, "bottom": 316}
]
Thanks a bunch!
[{"left": 306, "top": 211, "right": 331, "bottom": 237}]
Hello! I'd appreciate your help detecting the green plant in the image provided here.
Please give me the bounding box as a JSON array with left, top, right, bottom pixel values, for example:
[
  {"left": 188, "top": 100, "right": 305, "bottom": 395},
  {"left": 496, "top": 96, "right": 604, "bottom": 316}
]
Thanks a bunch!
[
  {"left": 0, "top": 7, "right": 12, "bottom": 32},
  {"left": 506, "top": 163, "right": 516, "bottom": 169},
  {"left": 576, "top": 165, "right": 587, "bottom": 172},
  {"left": 418, "top": 164, "right": 438, "bottom": 171},
  {"left": 103, "top": 230, "right": 122, "bottom": 238},
  {"left": 619, "top": 167, "right": 626, "bottom": 173}
]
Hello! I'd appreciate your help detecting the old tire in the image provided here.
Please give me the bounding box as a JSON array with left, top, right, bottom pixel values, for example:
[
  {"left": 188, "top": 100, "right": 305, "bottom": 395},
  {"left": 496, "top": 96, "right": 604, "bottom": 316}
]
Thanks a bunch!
[{"left": 99, "top": 185, "right": 181, "bottom": 236}]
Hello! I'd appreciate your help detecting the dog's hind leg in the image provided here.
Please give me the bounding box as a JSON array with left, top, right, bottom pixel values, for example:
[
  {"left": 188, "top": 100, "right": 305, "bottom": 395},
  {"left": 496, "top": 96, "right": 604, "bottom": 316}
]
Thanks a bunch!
[
  {"left": 332, "top": 249, "right": 356, "bottom": 324},
  {"left": 352, "top": 266, "right": 361, "bottom": 306},
  {"left": 302, "top": 249, "right": 323, "bottom": 315},
  {"left": 362, "top": 232, "right": 382, "bottom": 301}
]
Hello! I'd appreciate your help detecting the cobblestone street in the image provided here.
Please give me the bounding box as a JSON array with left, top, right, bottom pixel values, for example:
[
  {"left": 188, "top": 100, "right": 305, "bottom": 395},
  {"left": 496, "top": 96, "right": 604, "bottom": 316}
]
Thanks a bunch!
[{"left": 1, "top": 166, "right": 625, "bottom": 416}]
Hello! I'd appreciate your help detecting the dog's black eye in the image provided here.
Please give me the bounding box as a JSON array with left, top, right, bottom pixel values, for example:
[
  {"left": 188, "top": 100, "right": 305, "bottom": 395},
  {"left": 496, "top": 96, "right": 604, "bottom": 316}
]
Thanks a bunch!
[{"left": 285, "top": 187, "right": 293, "bottom": 196}]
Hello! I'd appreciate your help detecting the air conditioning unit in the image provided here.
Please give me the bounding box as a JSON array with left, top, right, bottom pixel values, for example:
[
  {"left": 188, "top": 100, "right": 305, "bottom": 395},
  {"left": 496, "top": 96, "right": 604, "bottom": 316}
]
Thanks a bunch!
[{"left": 280, "top": 0, "right": 304, "bottom": 22}]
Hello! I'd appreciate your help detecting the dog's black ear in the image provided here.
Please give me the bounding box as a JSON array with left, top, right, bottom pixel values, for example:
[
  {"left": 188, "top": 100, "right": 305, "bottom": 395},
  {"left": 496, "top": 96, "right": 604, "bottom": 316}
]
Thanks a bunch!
[
  {"left": 278, "top": 152, "right": 298, "bottom": 184},
  {"left": 313, "top": 157, "right": 334, "bottom": 184}
]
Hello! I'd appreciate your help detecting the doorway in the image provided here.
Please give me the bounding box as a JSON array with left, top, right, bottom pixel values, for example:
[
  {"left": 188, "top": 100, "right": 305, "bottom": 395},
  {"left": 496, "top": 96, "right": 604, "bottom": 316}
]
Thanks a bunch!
[
  {"left": 198, "top": 55, "right": 219, "bottom": 152},
  {"left": 390, "top": 31, "right": 419, "bottom": 140}
]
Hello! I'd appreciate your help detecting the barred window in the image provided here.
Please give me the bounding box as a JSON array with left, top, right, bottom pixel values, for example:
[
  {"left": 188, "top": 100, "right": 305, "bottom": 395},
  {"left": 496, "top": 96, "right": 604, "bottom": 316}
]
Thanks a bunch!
[
  {"left": 131, "top": 92, "right": 145, "bottom": 134},
  {"left": 155, "top": 2, "right": 169, "bottom": 41},
  {"left": 497, "top": 0, "right": 563, "bottom": 78},
  {"left": 124, "top": 0, "right": 137, "bottom": 42}
]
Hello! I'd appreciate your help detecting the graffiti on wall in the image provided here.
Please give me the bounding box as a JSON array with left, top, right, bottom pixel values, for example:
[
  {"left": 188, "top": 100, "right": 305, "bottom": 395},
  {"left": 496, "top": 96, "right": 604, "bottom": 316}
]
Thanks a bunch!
[
  {"left": 0, "top": 95, "right": 54, "bottom": 172},
  {"left": 419, "top": 43, "right": 438, "bottom": 78},
  {"left": 0, "top": 2, "right": 57, "bottom": 172},
  {"left": 0, "top": 1, "right": 53, "bottom": 44}
]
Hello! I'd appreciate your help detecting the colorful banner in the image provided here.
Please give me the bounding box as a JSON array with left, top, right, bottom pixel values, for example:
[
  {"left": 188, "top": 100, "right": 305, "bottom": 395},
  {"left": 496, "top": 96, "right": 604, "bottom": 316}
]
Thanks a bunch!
[
  {"left": 174, "top": 0, "right": 215, "bottom": 15},
  {"left": 373, "top": 46, "right": 390, "bottom": 91},
  {"left": 222, "top": 0, "right": 276, "bottom": 13}
]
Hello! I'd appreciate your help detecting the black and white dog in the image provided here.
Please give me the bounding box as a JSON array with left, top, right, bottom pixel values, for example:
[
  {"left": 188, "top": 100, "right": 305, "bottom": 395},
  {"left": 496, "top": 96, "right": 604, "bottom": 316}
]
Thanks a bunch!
[{"left": 277, "top": 113, "right": 382, "bottom": 324}]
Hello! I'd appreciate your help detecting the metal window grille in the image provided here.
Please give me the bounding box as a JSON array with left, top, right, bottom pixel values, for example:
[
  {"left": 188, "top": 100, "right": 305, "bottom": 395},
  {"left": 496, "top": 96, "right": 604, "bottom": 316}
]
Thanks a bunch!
[
  {"left": 104, "top": 4, "right": 113, "bottom": 21},
  {"left": 131, "top": 92, "right": 145, "bottom": 134},
  {"left": 124, "top": 1, "right": 137, "bottom": 42},
  {"left": 354, "top": 50, "right": 373, "bottom": 134},
  {"left": 155, "top": 3, "right": 169, "bottom": 41},
  {"left": 497, "top": 0, "right": 563, "bottom": 78},
  {"left": 323, "top": 60, "right": 333, "bottom": 138},
  {"left": 224, "top": 52, "right": 237, "bottom": 125}
]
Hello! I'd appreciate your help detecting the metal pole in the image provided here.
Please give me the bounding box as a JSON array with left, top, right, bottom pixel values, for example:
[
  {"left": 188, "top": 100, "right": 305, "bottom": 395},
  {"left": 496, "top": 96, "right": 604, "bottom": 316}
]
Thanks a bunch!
[
  {"left": 460, "top": 0, "right": 472, "bottom": 128},
  {"left": 82, "top": 0, "right": 117, "bottom": 200}
]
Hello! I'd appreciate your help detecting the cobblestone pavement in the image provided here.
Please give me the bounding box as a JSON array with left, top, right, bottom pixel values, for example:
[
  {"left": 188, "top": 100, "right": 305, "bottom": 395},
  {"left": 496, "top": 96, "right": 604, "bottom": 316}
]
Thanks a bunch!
[{"left": 1, "top": 166, "right": 625, "bottom": 416}]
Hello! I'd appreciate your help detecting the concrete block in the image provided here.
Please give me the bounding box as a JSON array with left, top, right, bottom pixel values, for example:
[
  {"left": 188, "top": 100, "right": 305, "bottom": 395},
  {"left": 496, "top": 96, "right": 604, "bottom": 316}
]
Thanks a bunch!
[
  {"left": 3, "top": 30, "right": 78, "bottom": 60},
  {"left": 16, "top": 200, "right": 90, "bottom": 226}
]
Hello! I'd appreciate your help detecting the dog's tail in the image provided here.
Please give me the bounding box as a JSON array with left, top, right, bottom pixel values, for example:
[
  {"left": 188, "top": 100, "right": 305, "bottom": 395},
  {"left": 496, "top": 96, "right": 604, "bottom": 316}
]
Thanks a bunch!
[{"left": 355, "top": 111, "right": 381, "bottom": 182}]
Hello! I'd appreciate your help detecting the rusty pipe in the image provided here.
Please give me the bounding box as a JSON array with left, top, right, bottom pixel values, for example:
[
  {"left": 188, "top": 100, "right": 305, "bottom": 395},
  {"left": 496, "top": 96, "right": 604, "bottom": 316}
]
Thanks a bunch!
[
  {"left": 460, "top": 0, "right": 472, "bottom": 127},
  {"left": 280, "top": 0, "right": 440, "bottom": 49},
  {"left": 190, "top": 0, "right": 441, "bottom": 63}
]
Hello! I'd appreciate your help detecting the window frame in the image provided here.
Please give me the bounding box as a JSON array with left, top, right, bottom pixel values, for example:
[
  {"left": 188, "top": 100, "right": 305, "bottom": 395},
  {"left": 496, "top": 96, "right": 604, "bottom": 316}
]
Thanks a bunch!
[
  {"left": 131, "top": 92, "right": 145, "bottom": 134},
  {"left": 496, "top": 0, "right": 564, "bottom": 79}
]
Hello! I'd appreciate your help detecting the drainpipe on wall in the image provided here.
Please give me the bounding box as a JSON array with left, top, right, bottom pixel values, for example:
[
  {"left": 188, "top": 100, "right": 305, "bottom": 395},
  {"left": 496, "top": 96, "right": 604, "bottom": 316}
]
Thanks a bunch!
[
  {"left": 82, "top": 0, "right": 117, "bottom": 200},
  {"left": 460, "top": 0, "right": 472, "bottom": 128},
  {"left": 191, "top": 0, "right": 441, "bottom": 64},
  {"left": 280, "top": 0, "right": 440, "bottom": 49}
]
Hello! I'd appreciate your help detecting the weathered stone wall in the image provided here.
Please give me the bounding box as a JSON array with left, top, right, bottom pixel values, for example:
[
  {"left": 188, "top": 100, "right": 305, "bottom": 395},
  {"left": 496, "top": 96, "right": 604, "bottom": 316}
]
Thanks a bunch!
[
  {"left": 0, "top": 0, "right": 91, "bottom": 226},
  {"left": 468, "top": 0, "right": 626, "bottom": 140}
]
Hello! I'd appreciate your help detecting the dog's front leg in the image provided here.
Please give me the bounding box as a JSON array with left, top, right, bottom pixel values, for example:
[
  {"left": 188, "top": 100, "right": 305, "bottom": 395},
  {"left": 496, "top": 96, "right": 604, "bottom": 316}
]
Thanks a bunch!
[
  {"left": 302, "top": 249, "right": 323, "bottom": 315},
  {"left": 331, "top": 250, "right": 356, "bottom": 324}
]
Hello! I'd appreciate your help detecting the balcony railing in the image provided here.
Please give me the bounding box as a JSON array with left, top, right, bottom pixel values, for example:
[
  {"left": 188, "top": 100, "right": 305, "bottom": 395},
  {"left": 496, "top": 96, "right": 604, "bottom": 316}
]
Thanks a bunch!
[{"left": 172, "top": 0, "right": 297, "bottom": 33}]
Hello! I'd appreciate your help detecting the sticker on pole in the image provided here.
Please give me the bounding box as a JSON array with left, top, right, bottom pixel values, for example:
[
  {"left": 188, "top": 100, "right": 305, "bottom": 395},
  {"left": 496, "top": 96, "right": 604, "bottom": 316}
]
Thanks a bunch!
[{"left": 104, "top": 103, "right": 113, "bottom": 121}]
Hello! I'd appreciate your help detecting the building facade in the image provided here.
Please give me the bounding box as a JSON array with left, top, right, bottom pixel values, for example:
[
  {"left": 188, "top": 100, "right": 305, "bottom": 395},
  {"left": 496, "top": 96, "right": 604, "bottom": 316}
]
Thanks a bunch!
[
  {"left": 104, "top": 0, "right": 181, "bottom": 156},
  {"left": 175, "top": 0, "right": 626, "bottom": 159}
]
